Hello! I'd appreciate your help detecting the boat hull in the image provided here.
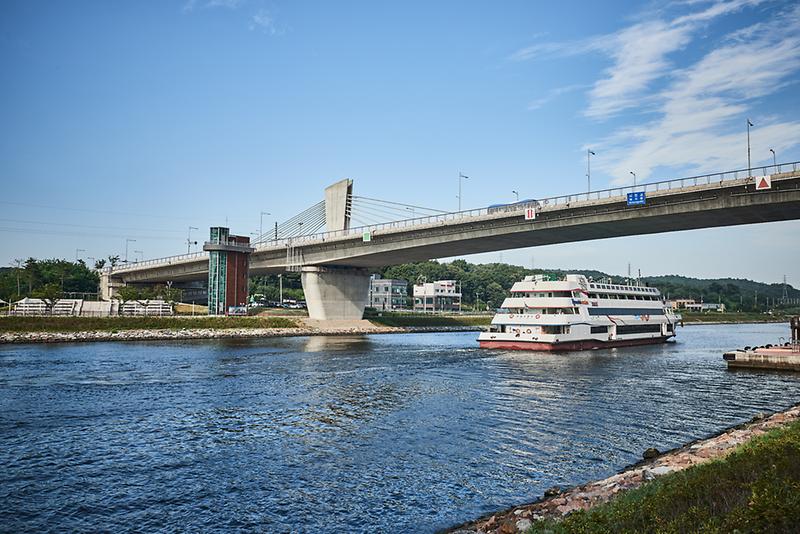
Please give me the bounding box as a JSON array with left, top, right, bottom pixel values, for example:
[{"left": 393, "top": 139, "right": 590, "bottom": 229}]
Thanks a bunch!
[{"left": 478, "top": 335, "right": 673, "bottom": 352}]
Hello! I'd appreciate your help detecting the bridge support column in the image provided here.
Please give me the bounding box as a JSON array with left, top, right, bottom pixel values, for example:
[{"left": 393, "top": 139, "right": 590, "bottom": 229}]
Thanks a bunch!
[
  {"left": 100, "top": 272, "right": 125, "bottom": 300},
  {"left": 301, "top": 266, "right": 370, "bottom": 320}
]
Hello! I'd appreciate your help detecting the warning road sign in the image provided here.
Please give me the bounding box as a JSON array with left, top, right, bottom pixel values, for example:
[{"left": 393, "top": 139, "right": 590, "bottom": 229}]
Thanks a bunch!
[
  {"left": 755, "top": 175, "right": 772, "bottom": 190},
  {"left": 524, "top": 207, "right": 536, "bottom": 220}
]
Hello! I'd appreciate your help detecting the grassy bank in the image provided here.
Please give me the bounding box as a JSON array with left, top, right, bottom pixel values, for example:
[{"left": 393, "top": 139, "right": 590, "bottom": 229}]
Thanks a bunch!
[
  {"left": 681, "top": 311, "right": 792, "bottom": 323},
  {"left": 367, "top": 313, "right": 491, "bottom": 328},
  {"left": 528, "top": 420, "right": 800, "bottom": 533},
  {"left": 0, "top": 316, "right": 298, "bottom": 333}
]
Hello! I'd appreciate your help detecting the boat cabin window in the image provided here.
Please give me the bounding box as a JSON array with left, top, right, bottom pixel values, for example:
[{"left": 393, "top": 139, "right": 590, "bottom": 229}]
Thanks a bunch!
[{"left": 541, "top": 325, "right": 570, "bottom": 334}]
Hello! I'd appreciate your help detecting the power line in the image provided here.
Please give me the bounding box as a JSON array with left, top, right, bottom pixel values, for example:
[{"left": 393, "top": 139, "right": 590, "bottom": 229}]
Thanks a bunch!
[
  {"left": 0, "top": 200, "right": 199, "bottom": 221},
  {"left": 0, "top": 217, "right": 186, "bottom": 234},
  {"left": 0, "top": 226, "right": 182, "bottom": 240}
]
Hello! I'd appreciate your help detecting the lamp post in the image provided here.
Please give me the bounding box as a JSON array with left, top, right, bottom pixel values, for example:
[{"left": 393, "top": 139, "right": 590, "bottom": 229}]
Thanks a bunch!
[
  {"left": 406, "top": 206, "right": 415, "bottom": 219},
  {"left": 187, "top": 226, "right": 198, "bottom": 254},
  {"left": 630, "top": 171, "right": 637, "bottom": 187},
  {"left": 259, "top": 211, "right": 270, "bottom": 242},
  {"left": 134, "top": 250, "right": 143, "bottom": 263},
  {"left": 75, "top": 248, "right": 85, "bottom": 262},
  {"left": 747, "top": 118, "right": 754, "bottom": 176},
  {"left": 587, "top": 149, "right": 595, "bottom": 192},
  {"left": 124, "top": 239, "right": 136, "bottom": 263},
  {"left": 512, "top": 190, "right": 519, "bottom": 202},
  {"left": 770, "top": 148, "right": 776, "bottom": 168},
  {"left": 458, "top": 172, "right": 469, "bottom": 211}
]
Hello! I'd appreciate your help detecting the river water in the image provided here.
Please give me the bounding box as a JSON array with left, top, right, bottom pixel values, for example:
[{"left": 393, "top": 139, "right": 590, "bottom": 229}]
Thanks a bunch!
[{"left": 1, "top": 323, "right": 798, "bottom": 533}]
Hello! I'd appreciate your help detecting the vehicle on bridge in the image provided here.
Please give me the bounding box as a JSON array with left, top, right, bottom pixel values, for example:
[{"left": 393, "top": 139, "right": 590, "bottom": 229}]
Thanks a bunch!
[
  {"left": 479, "top": 274, "right": 680, "bottom": 351},
  {"left": 486, "top": 198, "right": 540, "bottom": 214}
]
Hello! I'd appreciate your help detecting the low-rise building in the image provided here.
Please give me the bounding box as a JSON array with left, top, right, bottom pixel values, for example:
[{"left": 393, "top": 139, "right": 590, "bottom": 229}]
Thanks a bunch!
[
  {"left": 413, "top": 280, "right": 461, "bottom": 312},
  {"left": 671, "top": 299, "right": 696, "bottom": 309},
  {"left": 368, "top": 276, "right": 408, "bottom": 310},
  {"left": 685, "top": 302, "right": 726, "bottom": 313}
]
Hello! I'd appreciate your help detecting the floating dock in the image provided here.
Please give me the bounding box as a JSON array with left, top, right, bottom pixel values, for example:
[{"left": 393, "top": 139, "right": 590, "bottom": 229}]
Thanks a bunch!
[{"left": 724, "top": 317, "right": 800, "bottom": 371}]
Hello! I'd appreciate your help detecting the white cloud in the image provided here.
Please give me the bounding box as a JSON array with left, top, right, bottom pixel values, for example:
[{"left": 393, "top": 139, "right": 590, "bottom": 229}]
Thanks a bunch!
[
  {"left": 512, "top": 0, "right": 771, "bottom": 120},
  {"left": 527, "top": 84, "right": 585, "bottom": 111},
  {"left": 596, "top": 5, "right": 800, "bottom": 183},
  {"left": 250, "top": 9, "right": 279, "bottom": 34},
  {"left": 183, "top": 0, "right": 244, "bottom": 12}
]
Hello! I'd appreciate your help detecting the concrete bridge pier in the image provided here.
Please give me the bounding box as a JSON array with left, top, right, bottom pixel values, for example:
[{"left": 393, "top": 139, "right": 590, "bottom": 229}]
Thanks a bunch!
[
  {"left": 301, "top": 266, "right": 371, "bottom": 320},
  {"left": 100, "top": 272, "right": 125, "bottom": 300}
]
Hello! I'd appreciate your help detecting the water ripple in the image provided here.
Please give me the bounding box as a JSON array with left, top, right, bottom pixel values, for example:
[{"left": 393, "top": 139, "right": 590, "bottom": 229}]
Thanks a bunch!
[{"left": 1, "top": 324, "right": 799, "bottom": 532}]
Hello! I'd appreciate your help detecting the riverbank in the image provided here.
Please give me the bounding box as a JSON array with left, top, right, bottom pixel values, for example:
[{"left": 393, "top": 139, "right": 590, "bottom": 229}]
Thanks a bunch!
[
  {"left": 449, "top": 403, "right": 800, "bottom": 533},
  {"left": 681, "top": 311, "right": 793, "bottom": 324},
  {"left": 0, "top": 317, "right": 484, "bottom": 344}
]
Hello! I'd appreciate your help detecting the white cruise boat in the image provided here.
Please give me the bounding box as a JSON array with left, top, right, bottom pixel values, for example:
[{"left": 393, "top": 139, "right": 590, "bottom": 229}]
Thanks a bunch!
[{"left": 478, "top": 274, "right": 679, "bottom": 351}]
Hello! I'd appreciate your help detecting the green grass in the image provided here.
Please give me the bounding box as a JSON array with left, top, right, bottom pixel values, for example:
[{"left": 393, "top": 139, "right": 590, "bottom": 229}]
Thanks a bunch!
[
  {"left": 0, "top": 316, "right": 298, "bottom": 333},
  {"left": 681, "top": 311, "right": 790, "bottom": 323},
  {"left": 367, "top": 314, "right": 491, "bottom": 327},
  {"left": 528, "top": 420, "right": 800, "bottom": 534}
]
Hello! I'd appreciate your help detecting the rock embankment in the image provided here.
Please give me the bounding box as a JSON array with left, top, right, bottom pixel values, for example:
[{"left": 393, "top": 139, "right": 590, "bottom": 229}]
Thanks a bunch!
[
  {"left": 450, "top": 404, "right": 800, "bottom": 534},
  {"left": 0, "top": 324, "right": 484, "bottom": 344}
]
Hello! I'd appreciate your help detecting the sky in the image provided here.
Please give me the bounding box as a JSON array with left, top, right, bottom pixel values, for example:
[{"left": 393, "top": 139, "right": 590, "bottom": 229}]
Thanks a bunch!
[{"left": 1, "top": 0, "right": 799, "bottom": 284}]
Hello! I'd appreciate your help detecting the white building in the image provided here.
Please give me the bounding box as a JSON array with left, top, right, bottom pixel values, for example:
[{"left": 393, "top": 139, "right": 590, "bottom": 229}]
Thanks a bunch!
[
  {"left": 685, "top": 302, "right": 726, "bottom": 313},
  {"left": 413, "top": 280, "right": 461, "bottom": 312}
]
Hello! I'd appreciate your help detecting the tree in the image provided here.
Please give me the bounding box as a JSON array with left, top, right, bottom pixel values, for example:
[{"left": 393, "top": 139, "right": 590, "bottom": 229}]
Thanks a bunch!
[
  {"left": 33, "top": 283, "right": 62, "bottom": 312},
  {"left": 108, "top": 255, "right": 120, "bottom": 267},
  {"left": 94, "top": 258, "right": 107, "bottom": 270}
]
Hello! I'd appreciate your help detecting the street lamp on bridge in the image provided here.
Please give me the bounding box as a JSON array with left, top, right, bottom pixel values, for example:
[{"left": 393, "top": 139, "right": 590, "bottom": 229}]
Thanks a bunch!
[
  {"left": 75, "top": 248, "right": 85, "bottom": 262},
  {"left": 124, "top": 239, "right": 136, "bottom": 264},
  {"left": 747, "top": 118, "right": 754, "bottom": 176},
  {"left": 458, "top": 172, "right": 469, "bottom": 211},
  {"left": 187, "top": 226, "right": 198, "bottom": 254},
  {"left": 259, "top": 211, "right": 271, "bottom": 242},
  {"left": 587, "top": 149, "right": 595, "bottom": 192},
  {"left": 630, "top": 171, "right": 637, "bottom": 187},
  {"left": 512, "top": 190, "right": 519, "bottom": 202},
  {"left": 770, "top": 148, "right": 776, "bottom": 168}
]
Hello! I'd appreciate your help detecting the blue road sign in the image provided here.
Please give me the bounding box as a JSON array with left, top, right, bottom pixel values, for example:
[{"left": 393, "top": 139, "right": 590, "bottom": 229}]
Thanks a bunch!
[{"left": 627, "top": 191, "right": 646, "bottom": 206}]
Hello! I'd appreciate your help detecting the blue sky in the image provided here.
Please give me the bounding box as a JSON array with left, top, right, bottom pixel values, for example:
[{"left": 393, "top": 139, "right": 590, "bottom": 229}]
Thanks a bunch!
[{"left": 1, "top": 0, "right": 799, "bottom": 284}]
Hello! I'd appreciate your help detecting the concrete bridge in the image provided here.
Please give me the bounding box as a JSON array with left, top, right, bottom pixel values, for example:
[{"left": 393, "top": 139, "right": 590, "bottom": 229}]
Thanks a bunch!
[{"left": 102, "top": 163, "right": 800, "bottom": 320}]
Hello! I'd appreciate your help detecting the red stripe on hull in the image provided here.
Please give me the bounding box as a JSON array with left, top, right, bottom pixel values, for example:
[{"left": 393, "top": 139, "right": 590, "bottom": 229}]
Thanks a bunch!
[{"left": 478, "top": 336, "right": 673, "bottom": 351}]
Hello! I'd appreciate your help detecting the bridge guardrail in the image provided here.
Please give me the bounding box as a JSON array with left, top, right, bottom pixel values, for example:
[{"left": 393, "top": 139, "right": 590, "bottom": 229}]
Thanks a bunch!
[{"left": 113, "top": 161, "right": 799, "bottom": 273}]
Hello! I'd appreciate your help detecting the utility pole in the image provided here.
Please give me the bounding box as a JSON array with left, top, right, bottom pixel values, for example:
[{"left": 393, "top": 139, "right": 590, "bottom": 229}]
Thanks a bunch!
[
  {"left": 587, "top": 149, "right": 595, "bottom": 192},
  {"left": 12, "top": 259, "right": 22, "bottom": 297},
  {"left": 782, "top": 275, "right": 789, "bottom": 304}
]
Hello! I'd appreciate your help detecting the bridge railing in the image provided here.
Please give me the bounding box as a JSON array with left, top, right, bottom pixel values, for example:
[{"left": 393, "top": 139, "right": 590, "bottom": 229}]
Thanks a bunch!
[
  {"left": 106, "top": 251, "right": 208, "bottom": 274},
  {"left": 115, "top": 161, "right": 800, "bottom": 271}
]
